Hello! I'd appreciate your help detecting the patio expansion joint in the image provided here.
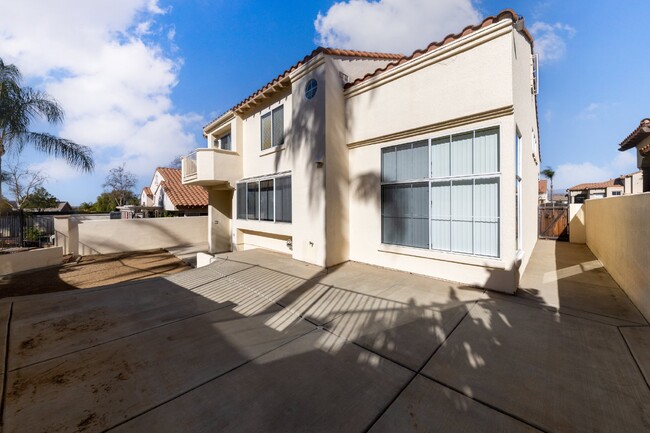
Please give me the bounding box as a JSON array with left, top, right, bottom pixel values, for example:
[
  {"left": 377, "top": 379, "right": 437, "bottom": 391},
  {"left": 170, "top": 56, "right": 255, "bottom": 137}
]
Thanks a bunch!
[
  {"left": 103, "top": 325, "right": 316, "bottom": 433},
  {"left": 362, "top": 299, "right": 485, "bottom": 433},
  {"left": 618, "top": 327, "right": 650, "bottom": 391},
  {"left": 7, "top": 301, "right": 236, "bottom": 374},
  {"left": 0, "top": 302, "right": 14, "bottom": 430}
]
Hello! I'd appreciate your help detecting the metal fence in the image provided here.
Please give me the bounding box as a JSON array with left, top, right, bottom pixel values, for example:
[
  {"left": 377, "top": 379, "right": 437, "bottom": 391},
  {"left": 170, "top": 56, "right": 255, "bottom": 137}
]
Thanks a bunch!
[{"left": 0, "top": 213, "right": 55, "bottom": 249}]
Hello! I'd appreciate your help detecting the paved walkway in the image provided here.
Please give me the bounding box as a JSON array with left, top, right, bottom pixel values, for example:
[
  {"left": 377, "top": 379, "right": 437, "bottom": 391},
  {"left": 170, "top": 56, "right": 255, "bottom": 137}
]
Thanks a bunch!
[{"left": 1, "top": 240, "right": 649, "bottom": 432}]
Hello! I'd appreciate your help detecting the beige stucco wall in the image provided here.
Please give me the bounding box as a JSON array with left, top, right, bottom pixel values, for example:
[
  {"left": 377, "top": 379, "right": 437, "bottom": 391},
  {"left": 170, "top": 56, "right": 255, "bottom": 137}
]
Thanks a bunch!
[
  {"left": 74, "top": 216, "right": 208, "bottom": 255},
  {"left": 511, "top": 27, "right": 541, "bottom": 278},
  {"left": 585, "top": 193, "right": 650, "bottom": 321},
  {"left": 344, "top": 21, "right": 535, "bottom": 293},
  {"left": 0, "top": 247, "right": 63, "bottom": 276},
  {"left": 569, "top": 203, "right": 586, "bottom": 244}
]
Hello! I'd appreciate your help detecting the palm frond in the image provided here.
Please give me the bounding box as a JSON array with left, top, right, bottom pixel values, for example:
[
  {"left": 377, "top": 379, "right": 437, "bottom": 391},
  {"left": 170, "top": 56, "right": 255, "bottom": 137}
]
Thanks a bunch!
[{"left": 27, "top": 132, "right": 95, "bottom": 172}]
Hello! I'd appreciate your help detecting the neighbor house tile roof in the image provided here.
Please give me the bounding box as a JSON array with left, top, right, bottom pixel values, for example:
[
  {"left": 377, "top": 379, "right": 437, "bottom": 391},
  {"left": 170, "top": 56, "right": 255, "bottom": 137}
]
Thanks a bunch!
[
  {"left": 156, "top": 168, "right": 208, "bottom": 208},
  {"left": 344, "top": 9, "right": 532, "bottom": 89},
  {"left": 142, "top": 187, "right": 153, "bottom": 198},
  {"left": 567, "top": 177, "right": 625, "bottom": 191},
  {"left": 619, "top": 118, "right": 650, "bottom": 151},
  {"left": 538, "top": 179, "right": 548, "bottom": 194}
]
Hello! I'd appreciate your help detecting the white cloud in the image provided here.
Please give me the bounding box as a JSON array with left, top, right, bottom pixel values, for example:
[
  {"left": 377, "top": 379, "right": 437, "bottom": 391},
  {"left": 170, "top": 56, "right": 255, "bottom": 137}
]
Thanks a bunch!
[
  {"left": 529, "top": 21, "right": 576, "bottom": 63},
  {"left": 0, "top": 0, "right": 201, "bottom": 185},
  {"left": 554, "top": 152, "right": 638, "bottom": 191},
  {"left": 314, "top": 0, "right": 481, "bottom": 54},
  {"left": 577, "top": 102, "right": 604, "bottom": 120}
]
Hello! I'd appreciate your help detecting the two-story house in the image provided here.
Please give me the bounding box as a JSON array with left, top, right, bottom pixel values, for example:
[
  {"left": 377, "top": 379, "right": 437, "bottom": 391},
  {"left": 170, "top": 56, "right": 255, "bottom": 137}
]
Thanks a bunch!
[{"left": 182, "top": 9, "right": 540, "bottom": 293}]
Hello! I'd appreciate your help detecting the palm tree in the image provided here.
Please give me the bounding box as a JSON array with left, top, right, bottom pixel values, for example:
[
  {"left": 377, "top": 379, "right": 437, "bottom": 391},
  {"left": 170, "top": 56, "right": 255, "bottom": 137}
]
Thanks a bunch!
[
  {"left": 541, "top": 166, "right": 555, "bottom": 207},
  {"left": 0, "top": 57, "right": 94, "bottom": 199}
]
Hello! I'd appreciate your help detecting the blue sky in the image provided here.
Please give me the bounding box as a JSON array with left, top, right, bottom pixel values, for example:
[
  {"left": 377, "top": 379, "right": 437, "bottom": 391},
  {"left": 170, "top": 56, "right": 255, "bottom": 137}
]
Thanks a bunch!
[{"left": 0, "top": 0, "right": 647, "bottom": 204}]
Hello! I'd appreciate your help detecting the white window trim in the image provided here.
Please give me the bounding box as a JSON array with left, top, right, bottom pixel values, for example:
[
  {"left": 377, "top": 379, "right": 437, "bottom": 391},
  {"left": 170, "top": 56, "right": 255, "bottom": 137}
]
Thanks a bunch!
[{"left": 236, "top": 173, "right": 292, "bottom": 224}]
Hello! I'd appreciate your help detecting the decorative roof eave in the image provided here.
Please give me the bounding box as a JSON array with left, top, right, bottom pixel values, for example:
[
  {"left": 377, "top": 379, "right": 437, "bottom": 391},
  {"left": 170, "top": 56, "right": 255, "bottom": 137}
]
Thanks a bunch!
[
  {"left": 619, "top": 118, "right": 650, "bottom": 151},
  {"left": 202, "top": 47, "right": 403, "bottom": 127},
  {"left": 343, "top": 9, "right": 532, "bottom": 91},
  {"left": 203, "top": 111, "right": 236, "bottom": 135}
]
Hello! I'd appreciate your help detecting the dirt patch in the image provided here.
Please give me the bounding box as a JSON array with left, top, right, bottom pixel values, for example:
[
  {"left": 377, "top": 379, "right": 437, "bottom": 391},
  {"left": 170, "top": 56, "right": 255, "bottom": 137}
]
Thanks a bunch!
[{"left": 0, "top": 249, "right": 192, "bottom": 298}]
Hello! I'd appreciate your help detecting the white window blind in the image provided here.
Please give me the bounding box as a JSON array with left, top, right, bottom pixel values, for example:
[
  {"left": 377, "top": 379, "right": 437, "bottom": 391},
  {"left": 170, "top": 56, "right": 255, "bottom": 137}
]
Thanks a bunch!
[{"left": 381, "top": 127, "right": 500, "bottom": 258}]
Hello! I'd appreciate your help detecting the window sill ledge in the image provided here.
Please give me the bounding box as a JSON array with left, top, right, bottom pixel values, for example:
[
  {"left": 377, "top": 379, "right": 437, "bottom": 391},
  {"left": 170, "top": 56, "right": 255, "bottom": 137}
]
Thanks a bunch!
[
  {"left": 378, "top": 244, "right": 506, "bottom": 269},
  {"left": 260, "top": 144, "right": 286, "bottom": 157}
]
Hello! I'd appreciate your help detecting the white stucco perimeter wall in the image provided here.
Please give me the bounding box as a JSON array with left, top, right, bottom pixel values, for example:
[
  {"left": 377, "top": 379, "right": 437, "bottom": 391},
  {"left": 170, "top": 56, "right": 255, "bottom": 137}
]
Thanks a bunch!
[
  {"left": 0, "top": 247, "right": 63, "bottom": 276},
  {"left": 76, "top": 217, "right": 208, "bottom": 255},
  {"left": 585, "top": 194, "right": 650, "bottom": 321}
]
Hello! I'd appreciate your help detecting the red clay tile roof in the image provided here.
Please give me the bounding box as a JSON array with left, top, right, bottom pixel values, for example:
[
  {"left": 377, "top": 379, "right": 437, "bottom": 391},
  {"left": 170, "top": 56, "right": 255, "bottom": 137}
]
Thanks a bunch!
[
  {"left": 142, "top": 187, "right": 153, "bottom": 198},
  {"left": 156, "top": 168, "right": 208, "bottom": 208},
  {"left": 344, "top": 9, "right": 532, "bottom": 89},
  {"left": 619, "top": 118, "right": 650, "bottom": 151},
  {"left": 538, "top": 180, "right": 548, "bottom": 194},
  {"left": 567, "top": 177, "right": 625, "bottom": 191},
  {"left": 204, "top": 48, "right": 403, "bottom": 128}
]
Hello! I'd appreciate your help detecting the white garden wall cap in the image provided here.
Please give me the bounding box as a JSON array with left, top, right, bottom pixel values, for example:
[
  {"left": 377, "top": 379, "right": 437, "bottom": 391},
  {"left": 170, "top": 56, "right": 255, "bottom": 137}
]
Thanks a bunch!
[
  {"left": 619, "top": 118, "right": 650, "bottom": 151},
  {"left": 344, "top": 9, "right": 532, "bottom": 90},
  {"left": 202, "top": 48, "right": 403, "bottom": 127}
]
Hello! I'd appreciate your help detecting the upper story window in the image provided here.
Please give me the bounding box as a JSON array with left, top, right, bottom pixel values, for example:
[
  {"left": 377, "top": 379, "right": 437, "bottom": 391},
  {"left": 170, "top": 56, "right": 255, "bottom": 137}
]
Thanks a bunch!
[
  {"left": 213, "top": 132, "right": 232, "bottom": 151},
  {"left": 261, "top": 105, "right": 284, "bottom": 151}
]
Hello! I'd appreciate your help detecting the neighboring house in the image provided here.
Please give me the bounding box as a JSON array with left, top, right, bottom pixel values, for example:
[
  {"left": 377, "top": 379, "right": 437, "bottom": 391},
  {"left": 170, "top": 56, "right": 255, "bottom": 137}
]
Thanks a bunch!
[
  {"left": 551, "top": 194, "right": 568, "bottom": 205},
  {"left": 567, "top": 178, "right": 625, "bottom": 204},
  {"left": 618, "top": 118, "right": 650, "bottom": 192},
  {"left": 137, "top": 167, "right": 208, "bottom": 217},
  {"left": 41, "top": 201, "right": 73, "bottom": 213},
  {"left": 538, "top": 180, "right": 548, "bottom": 204},
  {"left": 622, "top": 170, "right": 644, "bottom": 195},
  {"left": 181, "top": 10, "right": 540, "bottom": 293}
]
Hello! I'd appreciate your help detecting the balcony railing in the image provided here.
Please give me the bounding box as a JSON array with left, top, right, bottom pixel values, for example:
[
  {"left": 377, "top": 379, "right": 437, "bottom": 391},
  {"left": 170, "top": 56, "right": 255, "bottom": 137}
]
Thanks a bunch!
[
  {"left": 181, "top": 148, "right": 242, "bottom": 186},
  {"left": 182, "top": 151, "right": 198, "bottom": 180}
]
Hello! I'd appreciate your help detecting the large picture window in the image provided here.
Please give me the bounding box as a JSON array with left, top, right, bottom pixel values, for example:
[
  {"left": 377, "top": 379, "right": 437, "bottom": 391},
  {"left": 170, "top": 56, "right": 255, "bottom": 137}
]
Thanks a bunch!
[
  {"left": 261, "top": 105, "right": 284, "bottom": 150},
  {"left": 381, "top": 127, "right": 500, "bottom": 258},
  {"left": 237, "top": 175, "right": 292, "bottom": 223}
]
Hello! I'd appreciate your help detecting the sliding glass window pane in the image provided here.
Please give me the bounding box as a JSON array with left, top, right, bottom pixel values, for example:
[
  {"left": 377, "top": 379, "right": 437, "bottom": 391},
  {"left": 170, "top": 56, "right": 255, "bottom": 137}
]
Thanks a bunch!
[
  {"left": 247, "top": 182, "right": 259, "bottom": 220},
  {"left": 474, "top": 128, "right": 499, "bottom": 174},
  {"left": 381, "top": 147, "right": 396, "bottom": 182},
  {"left": 381, "top": 184, "right": 404, "bottom": 245},
  {"left": 261, "top": 113, "right": 272, "bottom": 150},
  {"left": 275, "top": 176, "right": 292, "bottom": 222},
  {"left": 451, "top": 179, "right": 473, "bottom": 254},
  {"left": 220, "top": 133, "right": 232, "bottom": 151},
  {"left": 236, "top": 183, "right": 246, "bottom": 220},
  {"left": 473, "top": 177, "right": 499, "bottom": 257},
  {"left": 260, "top": 180, "right": 274, "bottom": 221},
  {"left": 409, "top": 183, "right": 429, "bottom": 248},
  {"left": 451, "top": 133, "right": 473, "bottom": 176},
  {"left": 430, "top": 181, "right": 451, "bottom": 251},
  {"left": 431, "top": 137, "right": 450, "bottom": 177},
  {"left": 396, "top": 141, "right": 428, "bottom": 181},
  {"left": 272, "top": 106, "right": 284, "bottom": 147}
]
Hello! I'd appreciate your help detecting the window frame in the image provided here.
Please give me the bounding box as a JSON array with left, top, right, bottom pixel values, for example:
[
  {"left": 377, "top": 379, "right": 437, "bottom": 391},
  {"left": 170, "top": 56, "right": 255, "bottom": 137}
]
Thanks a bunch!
[
  {"left": 261, "top": 105, "right": 285, "bottom": 151},
  {"left": 236, "top": 174, "right": 292, "bottom": 223},
  {"left": 380, "top": 126, "right": 501, "bottom": 259}
]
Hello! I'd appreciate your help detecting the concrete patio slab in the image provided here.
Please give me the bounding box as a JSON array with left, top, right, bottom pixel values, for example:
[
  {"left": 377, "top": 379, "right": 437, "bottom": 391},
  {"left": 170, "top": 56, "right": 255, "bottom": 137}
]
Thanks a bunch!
[
  {"left": 5, "top": 304, "right": 314, "bottom": 433},
  {"left": 620, "top": 326, "right": 650, "bottom": 386},
  {"left": 324, "top": 292, "right": 473, "bottom": 370},
  {"left": 8, "top": 280, "right": 235, "bottom": 370},
  {"left": 518, "top": 240, "right": 646, "bottom": 325},
  {"left": 422, "top": 298, "right": 650, "bottom": 432},
  {"left": 369, "top": 375, "right": 540, "bottom": 432},
  {"left": 317, "top": 261, "right": 413, "bottom": 296},
  {"left": 111, "top": 329, "right": 413, "bottom": 433},
  {"left": 215, "top": 249, "right": 326, "bottom": 281},
  {"left": 164, "top": 258, "right": 254, "bottom": 289}
]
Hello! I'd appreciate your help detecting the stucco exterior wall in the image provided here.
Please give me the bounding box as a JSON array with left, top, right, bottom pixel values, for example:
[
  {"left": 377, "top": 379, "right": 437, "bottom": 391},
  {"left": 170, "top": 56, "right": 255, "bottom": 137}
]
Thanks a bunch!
[
  {"left": 585, "top": 194, "right": 650, "bottom": 321},
  {"left": 511, "top": 28, "right": 541, "bottom": 277},
  {"left": 75, "top": 216, "right": 208, "bottom": 255},
  {"left": 0, "top": 247, "right": 63, "bottom": 276},
  {"left": 569, "top": 203, "right": 586, "bottom": 244},
  {"left": 345, "top": 21, "right": 514, "bottom": 146}
]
